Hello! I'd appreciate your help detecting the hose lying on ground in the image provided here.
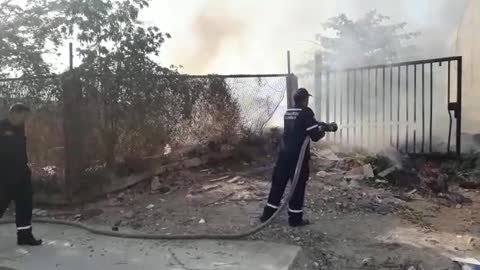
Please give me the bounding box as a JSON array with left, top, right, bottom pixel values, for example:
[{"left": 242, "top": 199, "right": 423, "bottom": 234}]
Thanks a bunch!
[{"left": 0, "top": 138, "right": 310, "bottom": 240}]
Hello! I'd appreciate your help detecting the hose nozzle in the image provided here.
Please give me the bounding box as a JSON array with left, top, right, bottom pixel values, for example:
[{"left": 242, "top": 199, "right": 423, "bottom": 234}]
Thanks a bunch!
[{"left": 318, "top": 122, "right": 338, "bottom": 132}]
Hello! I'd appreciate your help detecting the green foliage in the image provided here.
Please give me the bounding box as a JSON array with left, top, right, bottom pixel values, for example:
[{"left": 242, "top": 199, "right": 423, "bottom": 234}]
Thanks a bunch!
[
  {"left": 1, "top": 0, "right": 243, "bottom": 171},
  {"left": 0, "top": 0, "right": 64, "bottom": 76},
  {"left": 62, "top": 0, "right": 170, "bottom": 74},
  {"left": 0, "top": 0, "right": 170, "bottom": 77}
]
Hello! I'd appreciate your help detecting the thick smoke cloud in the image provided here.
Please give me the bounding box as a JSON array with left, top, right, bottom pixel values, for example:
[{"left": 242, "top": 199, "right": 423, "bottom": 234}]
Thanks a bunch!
[{"left": 142, "top": 0, "right": 476, "bottom": 147}]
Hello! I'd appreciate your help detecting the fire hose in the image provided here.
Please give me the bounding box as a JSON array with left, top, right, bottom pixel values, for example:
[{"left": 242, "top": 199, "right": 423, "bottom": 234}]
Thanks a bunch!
[{"left": 0, "top": 138, "right": 311, "bottom": 240}]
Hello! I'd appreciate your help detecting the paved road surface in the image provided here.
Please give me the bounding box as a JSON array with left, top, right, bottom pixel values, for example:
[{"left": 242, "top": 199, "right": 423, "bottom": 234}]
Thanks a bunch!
[{"left": 0, "top": 224, "right": 300, "bottom": 270}]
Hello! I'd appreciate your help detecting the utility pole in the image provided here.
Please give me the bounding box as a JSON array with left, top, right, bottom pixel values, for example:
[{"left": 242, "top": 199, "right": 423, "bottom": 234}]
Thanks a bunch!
[{"left": 286, "top": 51, "right": 298, "bottom": 109}]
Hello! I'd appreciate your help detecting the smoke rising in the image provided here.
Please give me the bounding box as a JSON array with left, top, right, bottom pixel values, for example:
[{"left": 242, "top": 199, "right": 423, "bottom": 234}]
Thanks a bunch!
[
  {"left": 308, "top": 0, "right": 472, "bottom": 152},
  {"left": 181, "top": 0, "right": 247, "bottom": 73},
  {"left": 145, "top": 0, "right": 336, "bottom": 74},
  {"left": 456, "top": 0, "right": 480, "bottom": 135},
  {"left": 142, "top": 0, "right": 477, "bottom": 151}
]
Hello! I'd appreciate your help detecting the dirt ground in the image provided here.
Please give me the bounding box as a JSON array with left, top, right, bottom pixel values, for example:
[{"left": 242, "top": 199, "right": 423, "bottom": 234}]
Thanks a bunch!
[{"left": 23, "top": 147, "right": 480, "bottom": 270}]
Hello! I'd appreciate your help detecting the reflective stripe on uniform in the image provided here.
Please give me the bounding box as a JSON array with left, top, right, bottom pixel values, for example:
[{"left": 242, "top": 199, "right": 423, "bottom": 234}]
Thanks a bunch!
[
  {"left": 266, "top": 203, "right": 279, "bottom": 209},
  {"left": 306, "top": 124, "right": 319, "bottom": 131},
  {"left": 288, "top": 208, "right": 303, "bottom": 213},
  {"left": 17, "top": 225, "right": 31, "bottom": 231}
]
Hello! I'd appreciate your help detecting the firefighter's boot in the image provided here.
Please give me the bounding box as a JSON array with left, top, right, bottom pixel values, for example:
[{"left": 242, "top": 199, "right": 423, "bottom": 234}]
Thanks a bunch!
[
  {"left": 17, "top": 228, "right": 42, "bottom": 246},
  {"left": 260, "top": 205, "right": 278, "bottom": 223}
]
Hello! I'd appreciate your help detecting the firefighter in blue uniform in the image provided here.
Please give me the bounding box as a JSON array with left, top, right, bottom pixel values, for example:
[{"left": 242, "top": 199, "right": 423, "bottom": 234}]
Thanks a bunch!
[
  {"left": 0, "top": 104, "right": 42, "bottom": 246},
  {"left": 260, "top": 88, "right": 337, "bottom": 227}
]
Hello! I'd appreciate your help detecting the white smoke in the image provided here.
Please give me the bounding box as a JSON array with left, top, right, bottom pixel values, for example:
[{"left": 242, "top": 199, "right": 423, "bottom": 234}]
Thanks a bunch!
[{"left": 140, "top": 0, "right": 474, "bottom": 146}]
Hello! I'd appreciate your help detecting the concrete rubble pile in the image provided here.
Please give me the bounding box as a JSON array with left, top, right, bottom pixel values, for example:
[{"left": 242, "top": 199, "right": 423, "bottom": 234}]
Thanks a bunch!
[{"left": 313, "top": 145, "right": 477, "bottom": 207}]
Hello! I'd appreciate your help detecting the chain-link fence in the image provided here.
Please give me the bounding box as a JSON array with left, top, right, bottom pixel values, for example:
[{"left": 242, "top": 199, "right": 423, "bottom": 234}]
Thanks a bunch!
[
  {"left": 0, "top": 76, "right": 65, "bottom": 197},
  {"left": 0, "top": 73, "right": 287, "bottom": 202}
]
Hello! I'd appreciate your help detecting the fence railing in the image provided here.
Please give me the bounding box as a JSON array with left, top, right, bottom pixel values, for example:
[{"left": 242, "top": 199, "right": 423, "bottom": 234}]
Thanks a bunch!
[{"left": 314, "top": 56, "right": 463, "bottom": 154}]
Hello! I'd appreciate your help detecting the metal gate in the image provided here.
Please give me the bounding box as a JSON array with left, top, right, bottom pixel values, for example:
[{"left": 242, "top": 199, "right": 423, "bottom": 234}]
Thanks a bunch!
[{"left": 314, "top": 56, "right": 462, "bottom": 154}]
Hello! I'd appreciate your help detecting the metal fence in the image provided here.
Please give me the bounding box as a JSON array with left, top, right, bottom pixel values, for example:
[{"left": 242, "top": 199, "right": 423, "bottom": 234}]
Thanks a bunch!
[
  {"left": 0, "top": 76, "right": 62, "bottom": 167},
  {"left": 314, "top": 56, "right": 463, "bottom": 155},
  {"left": 0, "top": 73, "right": 288, "bottom": 201}
]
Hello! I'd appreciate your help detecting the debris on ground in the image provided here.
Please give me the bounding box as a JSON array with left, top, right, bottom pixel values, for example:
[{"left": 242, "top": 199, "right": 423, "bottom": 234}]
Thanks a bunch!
[
  {"left": 150, "top": 176, "right": 170, "bottom": 193},
  {"left": 201, "top": 184, "right": 222, "bottom": 192},
  {"left": 344, "top": 164, "right": 374, "bottom": 180},
  {"left": 363, "top": 164, "right": 374, "bottom": 178},
  {"left": 459, "top": 179, "right": 480, "bottom": 190},
  {"left": 423, "top": 173, "right": 449, "bottom": 194},
  {"left": 316, "top": 171, "right": 328, "bottom": 178},
  {"left": 315, "top": 149, "right": 341, "bottom": 161},
  {"left": 204, "top": 192, "right": 235, "bottom": 206},
  {"left": 375, "top": 179, "right": 388, "bottom": 184},
  {"left": 124, "top": 210, "right": 135, "bottom": 219},
  {"left": 32, "top": 208, "right": 48, "bottom": 217},
  {"left": 183, "top": 157, "right": 202, "bottom": 168},
  {"left": 407, "top": 189, "right": 417, "bottom": 196},
  {"left": 112, "top": 220, "right": 122, "bottom": 231},
  {"left": 190, "top": 184, "right": 222, "bottom": 195},
  {"left": 150, "top": 176, "right": 162, "bottom": 191},
  {"left": 345, "top": 166, "right": 364, "bottom": 180},
  {"left": 208, "top": 175, "right": 230, "bottom": 183},
  {"left": 163, "top": 144, "right": 172, "bottom": 155},
  {"left": 361, "top": 256, "right": 375, "bottom": 267},
  {"left": 227, "top": 176, "right": 242, "bottom": 184},
  {"left": 80, "top": 208, "right": 104, "bottom": 219},
  {"left": 437, "top": 192, "right": 472, "bottom": 205},
  {"left": 378, "top": 166, "right": 397, "bottom": 178},
  {"left": 27, "top": 142, "right": 480, "bottom": 270}
]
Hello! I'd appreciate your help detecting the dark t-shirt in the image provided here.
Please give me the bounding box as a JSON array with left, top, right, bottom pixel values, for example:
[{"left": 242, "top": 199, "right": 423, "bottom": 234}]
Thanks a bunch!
[{"left": 0, "top": 118, "right": 29, "bottom": 175}]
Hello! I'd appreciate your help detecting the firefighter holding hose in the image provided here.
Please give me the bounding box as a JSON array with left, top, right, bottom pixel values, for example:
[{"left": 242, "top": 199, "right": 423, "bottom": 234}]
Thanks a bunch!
[
  {"left": 0, "top": 104, "right": 42, "bottom": 246},
  {"left": 260, "top": 88, "right": 337, "bottom": 227}
]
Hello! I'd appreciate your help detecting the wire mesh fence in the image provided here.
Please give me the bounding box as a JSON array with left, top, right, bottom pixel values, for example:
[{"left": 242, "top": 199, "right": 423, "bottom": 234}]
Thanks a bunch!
[
  {"left": 0, "top": 77, "right": 63, "bottom": 166},
  {"left": 0, "top": 73, "right": 287, "bottom": 201},
  {"left": 0, "top": 76, "right": 65, "bottom": 195}
]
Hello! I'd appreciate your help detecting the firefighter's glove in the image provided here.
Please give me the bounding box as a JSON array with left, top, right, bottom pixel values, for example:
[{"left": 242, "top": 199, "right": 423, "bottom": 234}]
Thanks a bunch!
[
  {"left": 318, "top": 122, "right": 338, "bottom": 132},
  {"left": 328, "top": 122, "right": 338, "bottom": 132}
]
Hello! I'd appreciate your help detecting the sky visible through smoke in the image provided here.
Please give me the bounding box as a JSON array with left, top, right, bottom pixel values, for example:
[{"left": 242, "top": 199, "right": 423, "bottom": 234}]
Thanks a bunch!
[
  {"left": 46, "top": 0, "right": 469, "bottom": 78},
  {"left": 141, "top": 0, "right": 468, "bottom": 75},
  {"left": 42, "top": 0, "right": 473, "bottom": 150},
  {"left": 137, "top": 0, "right": 475, "bottom": 152},
  {"left": 141, "top": 0, "right": 336, "bottom": 74}
]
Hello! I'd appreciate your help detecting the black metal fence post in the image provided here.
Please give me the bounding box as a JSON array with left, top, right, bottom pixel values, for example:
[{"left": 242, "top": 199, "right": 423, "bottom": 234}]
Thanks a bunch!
[
  {"left": 61, "top": 72, "right": 85, "bottom": 202},
  {"left": 286, "top": 74, "right": 298, "bottom": 109},
  {"left": 456, "top": 57, "right": 463, "bottom": 155},
  {"left": 413, "top": 65, "right": 417, "bottom": 153}
]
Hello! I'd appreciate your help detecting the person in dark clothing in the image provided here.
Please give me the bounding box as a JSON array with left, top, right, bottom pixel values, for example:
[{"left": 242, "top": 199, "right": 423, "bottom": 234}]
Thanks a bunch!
[
  {"left": 0, "top": 103, "right": 42, "bottom": 246},
  {"left": 260, "top": 88, "right": 337, "bottom": 227}
]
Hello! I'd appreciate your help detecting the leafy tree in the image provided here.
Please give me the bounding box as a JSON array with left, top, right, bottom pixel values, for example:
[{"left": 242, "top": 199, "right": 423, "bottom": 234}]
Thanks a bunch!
[
  {"left": 56, "top": 0, "right": 172, "bottom": 167},
  {"left": 302, "top": 10, "right": 419, "bottom": 70},
  {"left": 1, "top": 0, "right": 242, "bottom": 173},
  {"left": 0, "top": 0, "right": 170, "bottom": 77},
  {"left": 0, "top": 0, "right": 64, "bottom": 76}
]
